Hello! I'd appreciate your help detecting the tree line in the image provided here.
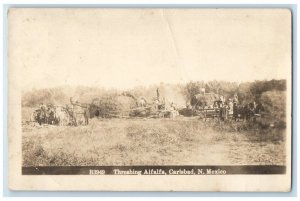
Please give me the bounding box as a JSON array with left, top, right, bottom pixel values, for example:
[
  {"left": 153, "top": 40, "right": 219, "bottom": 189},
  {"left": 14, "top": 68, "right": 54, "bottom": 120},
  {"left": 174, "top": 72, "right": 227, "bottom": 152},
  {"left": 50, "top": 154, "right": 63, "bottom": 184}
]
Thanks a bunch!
[{"left": 22, "top": 79, "right": 286, "bottom": 108}]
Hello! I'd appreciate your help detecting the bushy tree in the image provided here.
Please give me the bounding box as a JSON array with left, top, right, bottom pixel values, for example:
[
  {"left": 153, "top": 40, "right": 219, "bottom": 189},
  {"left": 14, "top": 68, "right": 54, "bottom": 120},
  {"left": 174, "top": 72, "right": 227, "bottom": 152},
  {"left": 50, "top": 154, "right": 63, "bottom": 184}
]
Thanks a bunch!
[{"left": 250, "top": 79, "right": 286, "bottom": 99}]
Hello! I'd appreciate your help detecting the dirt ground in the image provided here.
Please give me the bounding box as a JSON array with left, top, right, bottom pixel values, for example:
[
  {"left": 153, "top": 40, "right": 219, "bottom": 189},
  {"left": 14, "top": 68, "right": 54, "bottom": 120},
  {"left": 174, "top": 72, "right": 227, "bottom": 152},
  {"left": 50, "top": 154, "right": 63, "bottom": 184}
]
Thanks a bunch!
[{"left": 22, "top": 116, "right": 286, "bottom": 167}]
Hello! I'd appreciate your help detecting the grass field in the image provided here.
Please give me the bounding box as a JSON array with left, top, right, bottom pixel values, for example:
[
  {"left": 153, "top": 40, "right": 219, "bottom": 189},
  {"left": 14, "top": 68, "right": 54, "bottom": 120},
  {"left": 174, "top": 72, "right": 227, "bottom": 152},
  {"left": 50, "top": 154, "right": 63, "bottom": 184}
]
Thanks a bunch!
[{"left": 22, "top": 116, "right": 286, "bottom": 167}]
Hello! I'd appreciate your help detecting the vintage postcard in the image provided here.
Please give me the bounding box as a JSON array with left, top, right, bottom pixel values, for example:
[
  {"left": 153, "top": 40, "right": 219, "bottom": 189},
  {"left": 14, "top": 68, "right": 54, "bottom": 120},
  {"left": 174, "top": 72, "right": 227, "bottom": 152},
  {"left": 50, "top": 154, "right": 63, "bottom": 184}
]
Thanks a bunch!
[{"left": 8, "top": 8, "right": 292, "bottom": 191}]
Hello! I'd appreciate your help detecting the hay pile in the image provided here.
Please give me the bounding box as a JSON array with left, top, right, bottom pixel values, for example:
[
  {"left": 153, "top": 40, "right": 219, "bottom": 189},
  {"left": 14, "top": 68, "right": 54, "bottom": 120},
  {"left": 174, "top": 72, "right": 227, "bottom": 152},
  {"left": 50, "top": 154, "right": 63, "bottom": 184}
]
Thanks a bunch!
[
  {"left": 89, "top": 95, "right": 137, "bottom": 118},
  {"left": 191, "top": 93, "right": 220, "bottom": 107},
  {"left": 115, "top": 95, "right": 138, "bottom": 116}
]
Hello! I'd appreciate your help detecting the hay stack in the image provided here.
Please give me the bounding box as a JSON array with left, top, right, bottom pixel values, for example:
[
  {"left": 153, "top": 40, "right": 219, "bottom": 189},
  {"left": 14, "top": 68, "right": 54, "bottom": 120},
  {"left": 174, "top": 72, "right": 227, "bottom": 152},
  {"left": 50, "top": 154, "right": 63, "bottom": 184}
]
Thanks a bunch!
[
  {"left": 191, "top": 93, "right": 220, "bottom": 107},
  {"left": 89, "top": 95, "right": 137, "bottom": 118},
  {"left": 115, "top": 95, "right": 137, "bottom": 116}
]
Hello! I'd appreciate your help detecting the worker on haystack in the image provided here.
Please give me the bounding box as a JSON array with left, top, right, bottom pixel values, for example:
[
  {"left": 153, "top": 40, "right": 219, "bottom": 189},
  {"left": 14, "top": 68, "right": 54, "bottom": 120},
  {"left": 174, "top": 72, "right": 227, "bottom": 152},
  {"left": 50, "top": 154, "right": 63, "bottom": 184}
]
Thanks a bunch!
[
  {"left": 140, "top": 97, "right": 147, "bottom": 107},
  {"left": 233, "top": 93, "right": 239, "bottom": 105}
]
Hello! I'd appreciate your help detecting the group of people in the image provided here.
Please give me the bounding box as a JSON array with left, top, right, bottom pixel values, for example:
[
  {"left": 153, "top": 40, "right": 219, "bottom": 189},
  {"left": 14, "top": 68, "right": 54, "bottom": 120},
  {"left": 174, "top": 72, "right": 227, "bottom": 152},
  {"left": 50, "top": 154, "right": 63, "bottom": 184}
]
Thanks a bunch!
[
  {"left": 202, "top": 93, "right": 263, "bottom": 121},
  {"left": 33, "top": 103, "right": 57, "bottom": 125}
]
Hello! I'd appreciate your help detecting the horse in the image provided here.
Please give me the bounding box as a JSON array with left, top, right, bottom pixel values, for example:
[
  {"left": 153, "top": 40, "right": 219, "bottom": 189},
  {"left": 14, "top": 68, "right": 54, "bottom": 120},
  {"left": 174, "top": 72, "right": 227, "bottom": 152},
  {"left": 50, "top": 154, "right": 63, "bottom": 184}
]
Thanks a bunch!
[
  {"left": 66, "top": 104, "right": 89, "bottom": 126},
  {"left": 54, "top": 106, "right": 69, "bottom": 126}
]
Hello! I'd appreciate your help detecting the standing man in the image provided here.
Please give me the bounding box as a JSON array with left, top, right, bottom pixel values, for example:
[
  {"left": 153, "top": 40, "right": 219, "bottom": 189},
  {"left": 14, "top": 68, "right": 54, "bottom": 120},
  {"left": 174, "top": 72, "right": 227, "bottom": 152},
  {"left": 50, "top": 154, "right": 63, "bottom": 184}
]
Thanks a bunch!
[
  {"left": 228, "top": 99, "right": 234, "bottom": 118},
  {"left": 40, "top": 103, "right": 47, "bottom": 124},
  {"left": 249, "top": 100, "right": 257, "bottom": 121},
  {"left": 219, "top": 95, "right": 225, "bottom": 104}
]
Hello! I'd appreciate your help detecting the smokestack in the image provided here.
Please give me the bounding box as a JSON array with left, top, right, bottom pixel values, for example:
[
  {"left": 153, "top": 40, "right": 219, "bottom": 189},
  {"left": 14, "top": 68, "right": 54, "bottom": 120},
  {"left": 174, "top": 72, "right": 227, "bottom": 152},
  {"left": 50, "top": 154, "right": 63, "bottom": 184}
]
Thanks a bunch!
[
  {"left": 156, "top": 88, "right": 160, "bottom": 100},
  {"left": 70, "top": 97, "right": 74, "bottom": 104}
]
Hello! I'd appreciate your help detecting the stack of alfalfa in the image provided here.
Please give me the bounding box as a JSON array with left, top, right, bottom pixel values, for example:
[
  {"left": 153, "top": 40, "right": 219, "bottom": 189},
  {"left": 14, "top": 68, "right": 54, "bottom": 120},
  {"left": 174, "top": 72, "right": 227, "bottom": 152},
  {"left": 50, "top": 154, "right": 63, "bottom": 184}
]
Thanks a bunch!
[
  {"left": 115, "top": 95, "right": 138, "bottom": 116},
  {"left": 192, "top": 93, "right": 220, "bottom": 107},
  {"left": 90, "top": 95, "right": 137, "bottom": 118}
]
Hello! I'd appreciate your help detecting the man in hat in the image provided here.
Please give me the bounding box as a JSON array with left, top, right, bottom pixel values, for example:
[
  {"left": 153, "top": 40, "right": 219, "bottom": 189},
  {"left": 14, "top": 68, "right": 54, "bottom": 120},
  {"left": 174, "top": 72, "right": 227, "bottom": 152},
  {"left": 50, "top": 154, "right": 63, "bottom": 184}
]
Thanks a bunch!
[{"left": 228, "top": 98, "right": 234, "bottom": 118}]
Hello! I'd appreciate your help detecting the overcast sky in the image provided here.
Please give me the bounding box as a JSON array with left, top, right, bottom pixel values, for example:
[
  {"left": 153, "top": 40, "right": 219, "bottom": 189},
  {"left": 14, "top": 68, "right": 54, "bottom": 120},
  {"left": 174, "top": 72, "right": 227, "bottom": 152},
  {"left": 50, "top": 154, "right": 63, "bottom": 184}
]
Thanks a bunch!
[{"left": 9, "top": 8, "right": 291, "bottom": 90}]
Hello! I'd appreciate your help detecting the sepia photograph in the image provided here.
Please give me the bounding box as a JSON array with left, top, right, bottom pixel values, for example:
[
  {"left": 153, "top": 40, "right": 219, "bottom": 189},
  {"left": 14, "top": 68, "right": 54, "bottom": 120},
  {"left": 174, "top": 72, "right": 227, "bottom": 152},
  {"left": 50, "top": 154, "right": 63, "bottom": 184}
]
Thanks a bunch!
[{"left": 8, "top": 8, "right": 292, "bottom": 191}]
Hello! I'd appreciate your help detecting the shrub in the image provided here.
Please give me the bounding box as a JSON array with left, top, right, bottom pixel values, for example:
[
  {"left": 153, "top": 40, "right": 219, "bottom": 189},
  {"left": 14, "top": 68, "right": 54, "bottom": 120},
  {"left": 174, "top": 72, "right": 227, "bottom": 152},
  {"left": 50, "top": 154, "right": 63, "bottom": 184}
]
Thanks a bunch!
[{"left": 260, "top": 90, "right": 286, "bottom": 127}]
